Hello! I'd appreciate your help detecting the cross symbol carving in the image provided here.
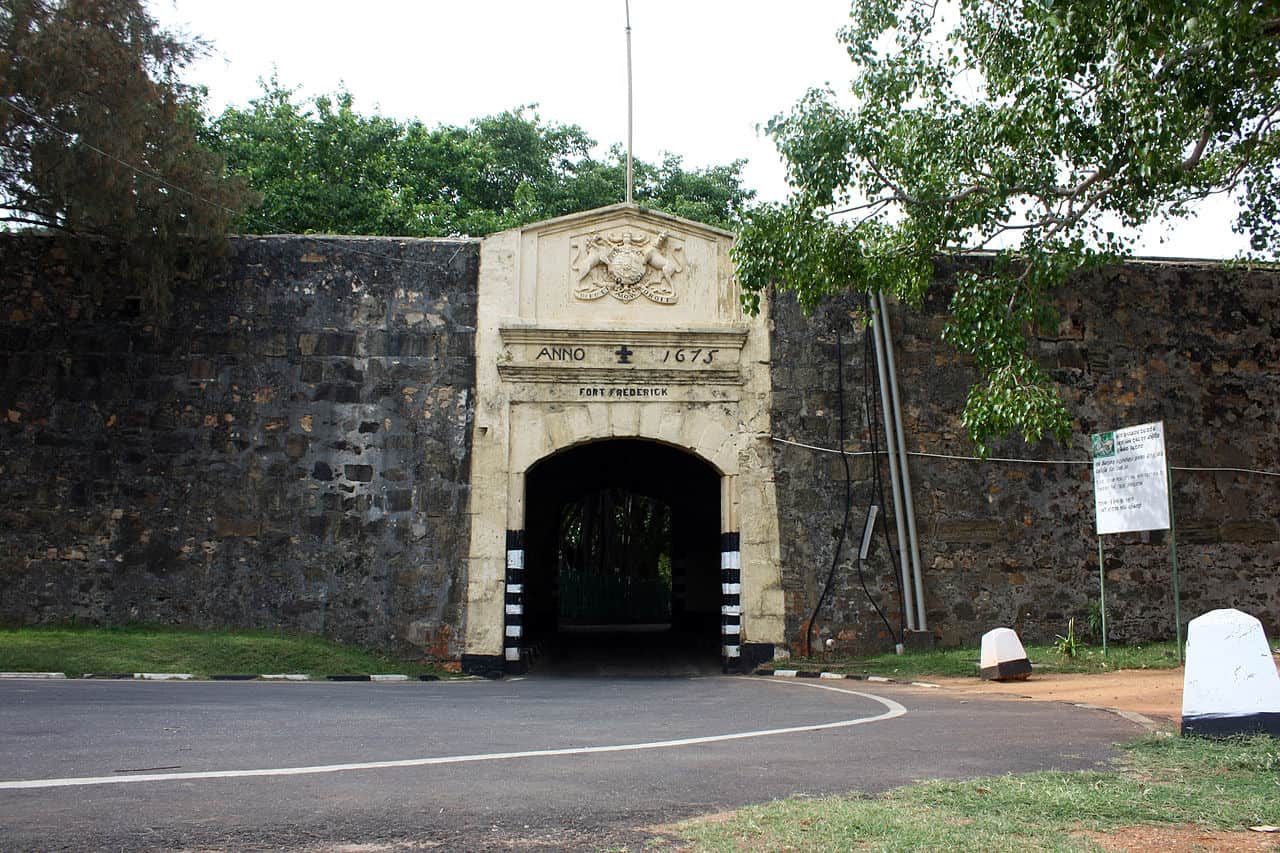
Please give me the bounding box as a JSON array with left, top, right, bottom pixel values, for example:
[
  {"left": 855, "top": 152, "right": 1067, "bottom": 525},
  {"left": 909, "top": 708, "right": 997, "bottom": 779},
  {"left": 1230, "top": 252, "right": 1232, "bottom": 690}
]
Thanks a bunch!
[{"left": 614, "top": 345, "right": 634, "bottom": 364}]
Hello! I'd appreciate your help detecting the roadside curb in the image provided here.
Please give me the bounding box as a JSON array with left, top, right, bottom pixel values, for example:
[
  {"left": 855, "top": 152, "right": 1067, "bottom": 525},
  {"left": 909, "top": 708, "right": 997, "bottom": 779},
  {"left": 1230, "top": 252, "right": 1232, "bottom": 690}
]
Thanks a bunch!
[
  {"left": 764, "top": 670, "right": 939, "bottom": 688},
  {"left": 761, "top": 670, "right": 1170, "bottom": 733},
  {"left": 1071, "top": 702, "right": 1166, "bottom": 732},
  {"left": 0, "top": 672, "right": 440, "bottom": 682}
]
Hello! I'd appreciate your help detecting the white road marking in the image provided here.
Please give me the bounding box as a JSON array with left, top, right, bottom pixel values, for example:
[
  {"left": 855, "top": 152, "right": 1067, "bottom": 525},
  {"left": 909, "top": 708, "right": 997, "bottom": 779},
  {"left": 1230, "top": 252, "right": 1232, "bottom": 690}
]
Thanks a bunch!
[{"left": 0, "top": 684, "right": 906, "bottom": 790}]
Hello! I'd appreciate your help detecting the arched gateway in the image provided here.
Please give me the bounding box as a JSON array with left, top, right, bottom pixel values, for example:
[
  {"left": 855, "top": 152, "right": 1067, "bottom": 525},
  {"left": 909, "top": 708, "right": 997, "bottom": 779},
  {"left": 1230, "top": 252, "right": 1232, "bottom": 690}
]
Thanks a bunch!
[{"left": 461, "top": 204, "right": 784, "bottom": 675}]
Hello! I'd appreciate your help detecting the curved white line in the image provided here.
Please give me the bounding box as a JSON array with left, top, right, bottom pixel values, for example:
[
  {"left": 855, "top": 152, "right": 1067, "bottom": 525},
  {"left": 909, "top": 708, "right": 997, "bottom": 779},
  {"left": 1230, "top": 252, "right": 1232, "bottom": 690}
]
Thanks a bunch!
[{"left": 0, "top": 685, "right": 905, "bottom": 790}]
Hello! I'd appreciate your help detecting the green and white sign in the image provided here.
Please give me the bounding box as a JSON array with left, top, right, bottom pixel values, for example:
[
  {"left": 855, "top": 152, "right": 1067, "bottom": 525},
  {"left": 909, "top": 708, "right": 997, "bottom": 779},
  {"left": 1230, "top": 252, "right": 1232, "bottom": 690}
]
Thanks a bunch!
[{"left": 1091, "top": 421, "right": 1170, "bottom": 535}]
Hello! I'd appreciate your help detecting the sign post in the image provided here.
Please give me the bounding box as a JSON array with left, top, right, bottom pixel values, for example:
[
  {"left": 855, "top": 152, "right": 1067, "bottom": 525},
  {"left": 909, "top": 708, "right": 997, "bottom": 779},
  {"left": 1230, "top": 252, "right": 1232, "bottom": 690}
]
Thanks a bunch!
[
  {"left": 1096, "top": 536, "right": 1107, "bottom": 654},
  {"left": 1091, "top": 422, "right": 1175, "bottom": 657},
  {"left": 1167, "top": 461, "right": 1182, "bottom": 659}
]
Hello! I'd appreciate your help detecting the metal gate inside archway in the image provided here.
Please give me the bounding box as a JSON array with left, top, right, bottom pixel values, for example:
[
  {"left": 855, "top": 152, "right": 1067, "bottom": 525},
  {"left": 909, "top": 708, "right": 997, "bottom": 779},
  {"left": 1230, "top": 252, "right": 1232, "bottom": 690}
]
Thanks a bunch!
[{"left": 519, "top": 439, "right": 722, "bottom": 674}]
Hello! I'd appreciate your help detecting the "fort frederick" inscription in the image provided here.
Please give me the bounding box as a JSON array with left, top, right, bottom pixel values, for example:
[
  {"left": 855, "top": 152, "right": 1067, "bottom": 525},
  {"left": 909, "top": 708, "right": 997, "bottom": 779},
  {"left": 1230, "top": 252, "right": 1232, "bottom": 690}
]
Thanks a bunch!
[{"left": 577, "top": 386, "right": 671, "bottom": 398}]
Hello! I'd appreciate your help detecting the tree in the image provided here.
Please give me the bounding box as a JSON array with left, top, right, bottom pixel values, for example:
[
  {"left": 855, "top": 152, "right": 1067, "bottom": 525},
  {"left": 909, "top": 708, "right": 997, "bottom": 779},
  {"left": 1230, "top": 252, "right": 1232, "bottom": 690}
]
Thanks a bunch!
[
  {"left": 0, "top": 0, "right": 254, "bottom": 312},
  {"left": 734, "top": 0, "right": 1280, "bottom": 452},
  {"left": 203, "top": 80, "right": 755, "bottom": 237}
]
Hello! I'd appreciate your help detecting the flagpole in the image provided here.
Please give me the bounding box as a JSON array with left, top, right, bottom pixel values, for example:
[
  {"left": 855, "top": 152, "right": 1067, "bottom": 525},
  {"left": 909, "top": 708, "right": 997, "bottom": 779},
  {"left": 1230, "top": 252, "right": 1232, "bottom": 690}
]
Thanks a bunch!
[{"left": 625, "top": 0, "right": 634, "bottom": 204}]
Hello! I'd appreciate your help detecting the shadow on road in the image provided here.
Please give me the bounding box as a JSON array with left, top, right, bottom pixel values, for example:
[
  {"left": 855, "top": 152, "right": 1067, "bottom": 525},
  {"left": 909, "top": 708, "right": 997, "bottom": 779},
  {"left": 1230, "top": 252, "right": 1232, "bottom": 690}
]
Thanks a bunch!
[{"left": 529, "top": 624, "right": 723, "bottom": 677}]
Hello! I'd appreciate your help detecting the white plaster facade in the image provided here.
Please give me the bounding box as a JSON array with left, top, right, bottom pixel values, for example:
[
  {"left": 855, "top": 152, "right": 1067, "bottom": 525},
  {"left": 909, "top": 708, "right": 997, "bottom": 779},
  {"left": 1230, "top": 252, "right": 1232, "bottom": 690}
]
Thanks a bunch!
[{"left": 462, "top": 204, "right": 784, "bottom": 661}]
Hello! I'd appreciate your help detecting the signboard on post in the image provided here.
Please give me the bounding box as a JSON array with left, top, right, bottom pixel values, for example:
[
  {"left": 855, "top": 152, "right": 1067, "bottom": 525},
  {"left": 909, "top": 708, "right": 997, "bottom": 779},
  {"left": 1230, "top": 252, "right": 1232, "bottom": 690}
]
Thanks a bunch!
[
  {"left": 1090, "top": 419, "right": 1182, "bottom": 660},
  {"left": 1091, "top": 421, "right": 1171, "bottom": 535}
]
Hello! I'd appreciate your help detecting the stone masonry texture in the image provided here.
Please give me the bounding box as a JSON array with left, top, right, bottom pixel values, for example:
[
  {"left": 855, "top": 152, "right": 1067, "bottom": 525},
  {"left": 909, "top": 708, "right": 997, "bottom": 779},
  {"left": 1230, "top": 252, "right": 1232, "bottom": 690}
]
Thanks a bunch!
[
  {"left": 1, "top": 235, "right": 1276, "bottom": 660},
  {"left": 0, "top": 235, "right": 477, "bottom": 658},
  {"left": 770, "top": 259, "right": 1278, "bottom": 655}
]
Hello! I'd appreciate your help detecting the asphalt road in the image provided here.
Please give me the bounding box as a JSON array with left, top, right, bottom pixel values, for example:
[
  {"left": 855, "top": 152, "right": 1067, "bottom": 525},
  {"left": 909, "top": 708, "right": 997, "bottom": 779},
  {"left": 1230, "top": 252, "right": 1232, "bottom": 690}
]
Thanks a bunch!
[{"left": 0, "top": 676, "right": 1142, "bottom": 851}]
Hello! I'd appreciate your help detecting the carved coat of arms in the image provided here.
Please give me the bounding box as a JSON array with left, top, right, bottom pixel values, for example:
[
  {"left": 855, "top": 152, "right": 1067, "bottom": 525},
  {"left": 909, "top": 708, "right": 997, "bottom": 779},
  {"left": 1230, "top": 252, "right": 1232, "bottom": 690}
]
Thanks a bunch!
[{"left": 570, "top": 229, "right": 684, "bottom": 304}]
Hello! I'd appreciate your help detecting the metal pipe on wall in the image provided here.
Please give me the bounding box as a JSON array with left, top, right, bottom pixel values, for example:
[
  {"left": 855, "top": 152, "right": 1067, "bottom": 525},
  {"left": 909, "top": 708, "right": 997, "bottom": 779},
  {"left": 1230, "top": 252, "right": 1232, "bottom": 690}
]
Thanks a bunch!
[
  {"left": 876, "top": 291, "right": 927, "bottom": 631},
  {"left": 870, "top": 297, "right": 917, "bottom": 631}
]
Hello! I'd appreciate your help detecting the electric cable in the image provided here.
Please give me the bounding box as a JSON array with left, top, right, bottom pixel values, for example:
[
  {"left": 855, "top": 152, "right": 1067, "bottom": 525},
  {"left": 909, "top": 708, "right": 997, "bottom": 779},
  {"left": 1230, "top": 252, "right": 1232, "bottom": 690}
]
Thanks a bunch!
[
  {"left": 771, "top": 437, "right": 1280, "bottom": 479},
  {"left": 802, "top": 329, "right": 853, "bottom": 658}
]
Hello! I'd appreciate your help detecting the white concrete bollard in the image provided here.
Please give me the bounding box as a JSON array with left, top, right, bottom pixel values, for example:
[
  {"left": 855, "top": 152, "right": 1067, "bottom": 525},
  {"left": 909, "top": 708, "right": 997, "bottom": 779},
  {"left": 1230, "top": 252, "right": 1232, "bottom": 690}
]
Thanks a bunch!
[
  {"left": 980, "top": 627, "right": 1032, "bottom": 681},
  {"left": 1181, "top": 608, "right": 1280, "bottom": 737}
]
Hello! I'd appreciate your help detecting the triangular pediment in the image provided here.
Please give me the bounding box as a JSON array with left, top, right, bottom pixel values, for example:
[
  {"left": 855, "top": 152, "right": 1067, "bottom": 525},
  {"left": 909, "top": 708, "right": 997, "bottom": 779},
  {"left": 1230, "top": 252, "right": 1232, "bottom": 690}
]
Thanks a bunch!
[
  {"left": 512, "top": 202, "right": 735, "bottom": 242},
  {"left": 482, "top": 203, "right": 740, "bottom": 330}
]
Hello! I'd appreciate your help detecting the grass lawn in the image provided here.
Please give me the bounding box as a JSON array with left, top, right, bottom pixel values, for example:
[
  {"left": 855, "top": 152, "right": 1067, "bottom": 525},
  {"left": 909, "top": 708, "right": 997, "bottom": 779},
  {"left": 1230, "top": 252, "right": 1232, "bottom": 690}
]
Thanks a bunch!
[
  {"left": 669, "top": 734, "right": 1280, "bottom": 852},
  {"left": 0, "top": 624, "right": 453, "bottom": 678},
  {"left": 770, "top": 641, "right": 1190, "bottom": 680}
]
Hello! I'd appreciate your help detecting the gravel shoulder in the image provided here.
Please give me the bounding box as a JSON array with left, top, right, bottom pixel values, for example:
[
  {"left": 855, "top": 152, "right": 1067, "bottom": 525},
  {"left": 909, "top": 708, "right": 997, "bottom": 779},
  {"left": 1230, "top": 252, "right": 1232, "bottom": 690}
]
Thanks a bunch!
[{"left": 925, "top": 653, "right": 1280, "bottom": 727}]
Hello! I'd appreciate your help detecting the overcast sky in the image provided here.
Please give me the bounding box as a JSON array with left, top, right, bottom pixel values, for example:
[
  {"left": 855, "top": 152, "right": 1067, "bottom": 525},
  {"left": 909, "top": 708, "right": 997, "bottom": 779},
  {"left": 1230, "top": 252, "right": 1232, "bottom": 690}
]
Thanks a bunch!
[{"left": 148, "top": 0, "right": 1246, "bottom": 258}]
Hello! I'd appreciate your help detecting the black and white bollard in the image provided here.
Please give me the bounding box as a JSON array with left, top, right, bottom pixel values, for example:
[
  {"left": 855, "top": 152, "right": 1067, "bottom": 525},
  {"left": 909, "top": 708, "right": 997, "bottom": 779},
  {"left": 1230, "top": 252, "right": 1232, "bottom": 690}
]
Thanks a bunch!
[
  {"left": 1181, "top": 608, "right": 1280, "bottom": 737},
  {"left": 979, "top": 627, "right": 1032, "bottom": 681}
]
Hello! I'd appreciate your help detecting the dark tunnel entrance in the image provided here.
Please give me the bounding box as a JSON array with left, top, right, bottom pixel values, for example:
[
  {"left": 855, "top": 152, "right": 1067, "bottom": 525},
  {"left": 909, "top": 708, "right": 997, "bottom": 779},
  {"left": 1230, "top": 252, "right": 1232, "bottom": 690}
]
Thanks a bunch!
[{"left": 522, "top": 439, "right": 722, "bottom": 675}]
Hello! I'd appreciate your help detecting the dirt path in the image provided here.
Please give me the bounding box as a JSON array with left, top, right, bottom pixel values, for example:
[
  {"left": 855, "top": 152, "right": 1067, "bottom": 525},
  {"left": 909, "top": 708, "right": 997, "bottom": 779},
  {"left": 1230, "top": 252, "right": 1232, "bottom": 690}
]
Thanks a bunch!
[
  {"left": 925, "top": 654, "right": 1280, "bottom": 728},
  {"left": 927, "top": 668, "right": 1185, "bottom": 726}
]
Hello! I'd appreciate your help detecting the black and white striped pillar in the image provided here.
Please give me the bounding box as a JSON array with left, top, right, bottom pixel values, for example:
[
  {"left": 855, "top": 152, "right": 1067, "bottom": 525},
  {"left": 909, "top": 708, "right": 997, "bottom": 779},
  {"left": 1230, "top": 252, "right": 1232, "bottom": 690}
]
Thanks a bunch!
[
  {"left": 504, "top": 529, "right": 524, "bottom": 670},
  {"left": 720, "top": 531, "right": 741, "bottom": 668}
]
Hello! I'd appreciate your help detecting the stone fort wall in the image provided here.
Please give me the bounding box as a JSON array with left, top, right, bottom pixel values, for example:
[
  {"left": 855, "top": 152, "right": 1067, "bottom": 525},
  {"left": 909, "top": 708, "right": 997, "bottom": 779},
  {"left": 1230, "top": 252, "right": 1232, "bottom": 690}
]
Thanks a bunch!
[
  {"left": 0, "top": 235, "right": 478, "bottom": 658},
  {"left": 1, "top": 234, "right": 1276, "bottom": 657},
  {"left": 772, "top": 259, "right": 1279, "bottom": 653}
]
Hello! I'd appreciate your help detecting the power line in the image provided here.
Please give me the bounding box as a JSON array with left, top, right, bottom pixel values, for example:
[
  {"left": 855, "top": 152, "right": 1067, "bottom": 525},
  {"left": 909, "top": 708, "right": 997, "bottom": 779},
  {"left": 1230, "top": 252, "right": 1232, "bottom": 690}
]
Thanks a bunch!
[
  {"left": 2, "top": 94, "right": 240, "bottom": 217},
  {"left": 909, "top": 448, "right": 1090, "bottom": 466},
  {"left": 770, "top": 436, "right": 876, "bottom": 457},
  {"left": 1167, "top": 464, "right": 1280, "bottom": 478},
  {"left": 770, "top": 435, "right": 1280, "bottom": 477}
]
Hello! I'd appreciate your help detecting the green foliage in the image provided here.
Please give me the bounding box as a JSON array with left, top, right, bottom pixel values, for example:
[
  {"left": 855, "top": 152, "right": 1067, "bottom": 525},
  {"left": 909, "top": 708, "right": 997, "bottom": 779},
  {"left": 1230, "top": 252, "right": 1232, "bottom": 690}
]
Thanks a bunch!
[
  {"left": 1053, "top": 617, "right": 1080, "bottom": 657},
  {"left": 0, "top": 0, "right": 255, "bottom": 313},
  {"left": 1087, "top": 600, "right": 1105, "bottom": 640},
  {"left": 733, "top": 0, "right": 1280, "bottom": 451},
  {"left": 0, "top": 623, "right": 452, "bottom": 677},
  {"left": 203, "top": 79, "right": 755, "bottom": 237}
]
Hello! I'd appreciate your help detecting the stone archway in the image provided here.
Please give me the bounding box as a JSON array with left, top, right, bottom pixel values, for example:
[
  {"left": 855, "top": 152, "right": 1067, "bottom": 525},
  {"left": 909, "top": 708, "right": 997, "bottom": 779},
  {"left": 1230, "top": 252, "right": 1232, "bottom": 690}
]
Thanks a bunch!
[
  {"left": 460, "top": 204, "right": 784, "bottom": 676},
  {"left": 519, "top": 439, "right": 722, "bottom": 673}
]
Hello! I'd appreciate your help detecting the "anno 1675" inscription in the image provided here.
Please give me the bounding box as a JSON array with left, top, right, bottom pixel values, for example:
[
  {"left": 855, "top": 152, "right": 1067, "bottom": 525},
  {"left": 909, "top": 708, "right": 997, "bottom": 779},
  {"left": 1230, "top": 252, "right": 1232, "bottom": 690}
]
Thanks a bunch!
[
  {"left": 533, "top": 344, "right": 718, "bottom": 366},
  {"left": 497, "top": 326, "right": 746, "bottom": 387}
]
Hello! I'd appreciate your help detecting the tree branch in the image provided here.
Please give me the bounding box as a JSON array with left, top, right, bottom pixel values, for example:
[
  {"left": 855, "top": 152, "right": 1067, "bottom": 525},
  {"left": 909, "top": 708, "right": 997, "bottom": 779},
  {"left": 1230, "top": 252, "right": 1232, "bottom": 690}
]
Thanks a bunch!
[
  {"left": 1181, "top": 110, "right": 1215, "bottom": 171},
  {"left": 0, "top": 214, "right": 63, "bottom": 230}
]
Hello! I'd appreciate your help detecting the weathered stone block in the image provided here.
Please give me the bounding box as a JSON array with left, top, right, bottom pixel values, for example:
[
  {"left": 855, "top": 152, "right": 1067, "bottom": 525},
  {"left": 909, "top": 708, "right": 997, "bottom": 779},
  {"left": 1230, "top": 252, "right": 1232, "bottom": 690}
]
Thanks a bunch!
[
  {"left": 312, "top": 383, "right": 361, "bottom": 404},
  {"left": 344, "top": 464, "right": 374, "bottom": 482},
  {"left": 299, "top": 361, "right": 323, "bottom": 383},
  {"left": 284, "top": 434, "right": 309, "bottom": 459},
  {"left": 1220, "top": 521, "right": 1279, "bottom": 543},
  {"left": 214, "top": 517, "right": 261, "bottom": 538},
  {"left": 932, "top": 520, "right": 1008, "bottom": 544}
]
